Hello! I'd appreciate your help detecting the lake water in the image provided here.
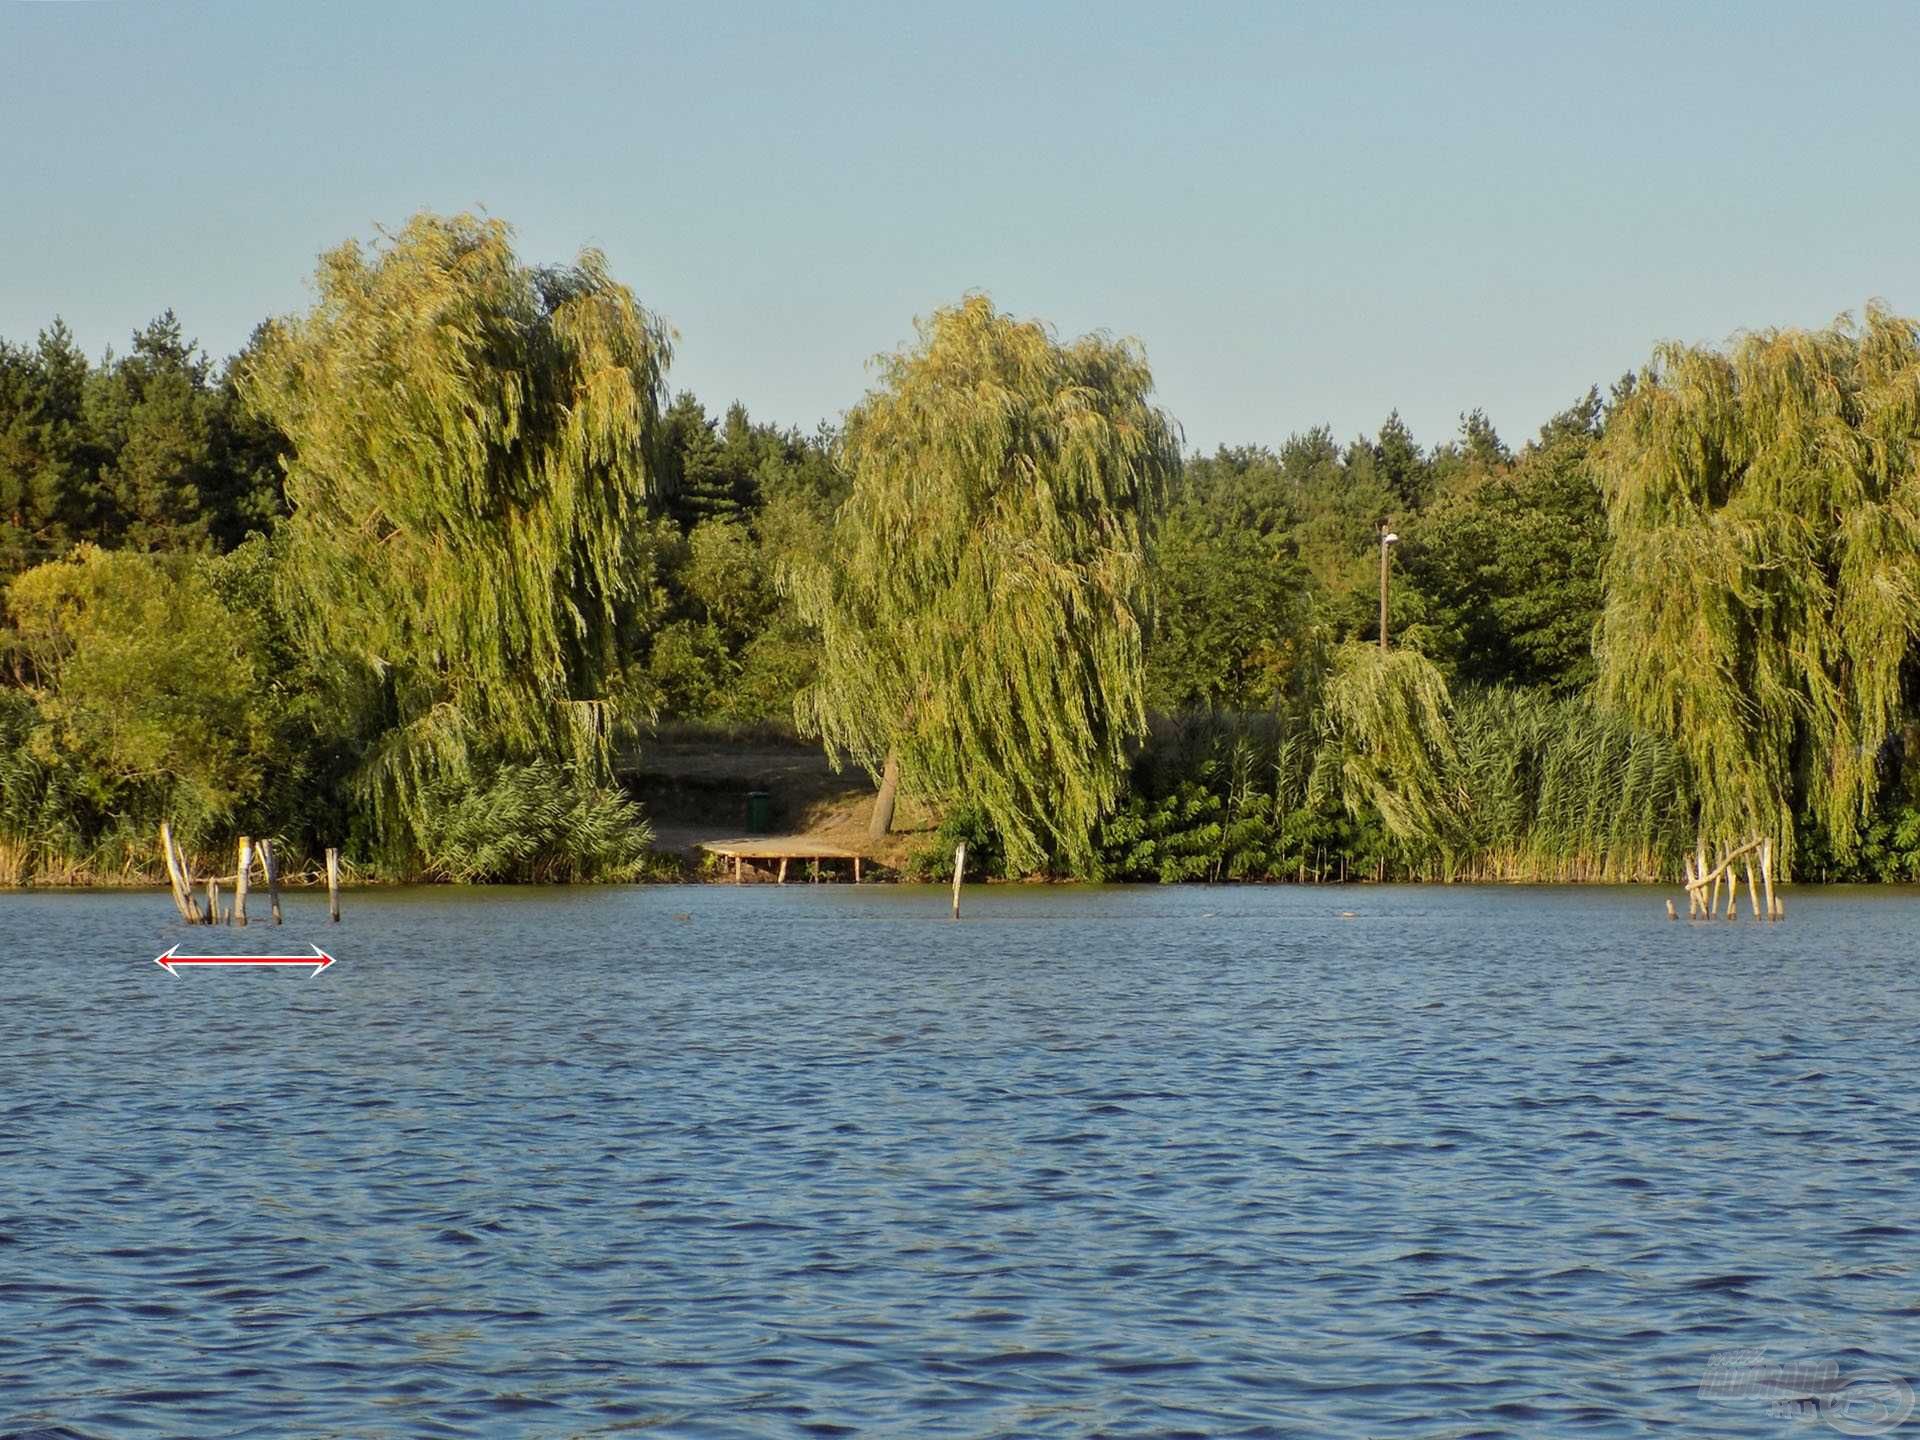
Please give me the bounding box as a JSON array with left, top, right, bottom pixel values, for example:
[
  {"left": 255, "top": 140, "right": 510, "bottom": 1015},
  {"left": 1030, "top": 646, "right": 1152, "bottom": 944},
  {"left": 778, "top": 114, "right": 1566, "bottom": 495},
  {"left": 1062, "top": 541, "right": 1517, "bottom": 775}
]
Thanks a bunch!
[{"left": 2, "top": 883, "right": 1917, "bottom": 1438}]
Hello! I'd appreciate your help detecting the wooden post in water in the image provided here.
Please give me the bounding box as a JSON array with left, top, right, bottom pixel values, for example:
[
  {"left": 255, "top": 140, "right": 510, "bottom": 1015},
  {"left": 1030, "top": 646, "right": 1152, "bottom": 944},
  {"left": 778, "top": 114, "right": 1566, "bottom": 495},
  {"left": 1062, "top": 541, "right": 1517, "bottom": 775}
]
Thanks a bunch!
[
  {"left": 1743, "top": 855, "right": 1760, "bottom": 923},
  {"left": 160, "top": 821, "right": 195, "bottom": 922},
  {"left": 853, "top": 856, "right": 862, "bottom": 884},
  {"left": 206, "top": 876, "right": 220, "bottom": 925},
  {"left": 326, "top": 847, "right": 341, "bottom": 923},
  {"left": 172, "top": 823, "right": 202, "bottom": 923},
  {"left": 234, "top": 836, "right": 251, "bottom": 926},
  {"left": 951, "top": 842, "right": 966, "bottom": 921},
  {"left": 1666, "top": 898, "right": 1677, "bottom": 920},
  {"left": 260, "top": 838, "right": 283, "bottom": 924},
  {"left": 776, "top": 857, "right": 788, "bottom": 885},
  {"left": 1761, "top": 838, "right": 1776, "bottom": 922}
]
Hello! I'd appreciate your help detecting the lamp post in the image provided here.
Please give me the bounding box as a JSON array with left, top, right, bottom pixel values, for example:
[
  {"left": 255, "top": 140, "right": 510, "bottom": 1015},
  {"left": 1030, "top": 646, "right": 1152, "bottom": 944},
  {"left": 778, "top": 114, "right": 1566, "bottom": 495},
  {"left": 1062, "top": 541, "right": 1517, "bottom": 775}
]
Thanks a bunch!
[{"left": 1378, "top": 522, "right": 1399, "bottom": 651}]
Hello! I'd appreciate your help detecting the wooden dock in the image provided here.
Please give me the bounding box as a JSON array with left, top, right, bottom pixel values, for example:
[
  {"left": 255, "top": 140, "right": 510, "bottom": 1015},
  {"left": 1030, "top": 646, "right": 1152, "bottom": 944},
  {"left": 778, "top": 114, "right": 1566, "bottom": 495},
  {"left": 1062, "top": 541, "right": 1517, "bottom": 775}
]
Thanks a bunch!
[{"left": 699, "top": 837, "right": 870, "bottom": 883}]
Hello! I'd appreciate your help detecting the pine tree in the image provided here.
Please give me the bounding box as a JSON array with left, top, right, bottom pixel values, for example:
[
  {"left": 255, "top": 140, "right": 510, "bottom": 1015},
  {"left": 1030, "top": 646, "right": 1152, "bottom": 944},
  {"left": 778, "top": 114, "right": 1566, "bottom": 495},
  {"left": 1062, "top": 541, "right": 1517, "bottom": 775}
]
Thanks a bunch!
[{"left": 0, "top": 322, "right": 102, "bottom": 578}]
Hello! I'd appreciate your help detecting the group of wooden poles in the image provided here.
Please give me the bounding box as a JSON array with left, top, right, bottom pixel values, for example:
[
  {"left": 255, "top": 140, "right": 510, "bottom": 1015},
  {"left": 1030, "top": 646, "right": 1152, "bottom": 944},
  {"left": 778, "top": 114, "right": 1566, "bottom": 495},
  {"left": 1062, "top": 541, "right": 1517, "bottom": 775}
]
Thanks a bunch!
[
  {"left": 159, "top": 821, "right": 341, "bottom": 925},
  {"left": 1668, "top": 836, "right": 1783, "bottom": 921}
]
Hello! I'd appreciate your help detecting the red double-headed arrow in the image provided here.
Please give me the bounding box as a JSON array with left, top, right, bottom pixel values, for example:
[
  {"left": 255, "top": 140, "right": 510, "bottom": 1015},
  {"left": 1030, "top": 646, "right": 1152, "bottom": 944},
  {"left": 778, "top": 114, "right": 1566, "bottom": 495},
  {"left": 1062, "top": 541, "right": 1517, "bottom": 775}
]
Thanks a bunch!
[{"left": 155, "top": 944, "right": 336, "bottom": 978}]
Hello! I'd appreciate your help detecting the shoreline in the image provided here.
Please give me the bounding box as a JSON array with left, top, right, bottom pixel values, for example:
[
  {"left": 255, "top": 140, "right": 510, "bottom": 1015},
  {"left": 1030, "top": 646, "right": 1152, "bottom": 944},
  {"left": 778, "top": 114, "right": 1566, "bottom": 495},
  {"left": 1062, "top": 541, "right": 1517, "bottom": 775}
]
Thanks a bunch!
[{"left": 2, "top": 869, "right": 1903, "bottom": 892}]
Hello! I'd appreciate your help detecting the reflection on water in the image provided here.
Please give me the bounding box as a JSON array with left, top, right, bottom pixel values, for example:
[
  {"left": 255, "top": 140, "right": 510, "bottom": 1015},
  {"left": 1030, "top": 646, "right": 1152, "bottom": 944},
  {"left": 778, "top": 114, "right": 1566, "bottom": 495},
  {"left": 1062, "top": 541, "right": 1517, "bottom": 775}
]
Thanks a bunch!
[{"left": 1, "top": 883, "right": 1917, "bottom": 1437}]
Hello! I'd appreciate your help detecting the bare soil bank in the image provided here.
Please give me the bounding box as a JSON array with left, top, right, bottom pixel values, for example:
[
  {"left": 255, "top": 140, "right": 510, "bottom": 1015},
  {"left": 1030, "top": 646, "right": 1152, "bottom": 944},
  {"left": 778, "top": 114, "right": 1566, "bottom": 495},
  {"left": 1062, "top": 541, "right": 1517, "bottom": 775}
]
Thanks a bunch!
[{"left": 618, "top": 733, "right": 931, "bottom": 879}]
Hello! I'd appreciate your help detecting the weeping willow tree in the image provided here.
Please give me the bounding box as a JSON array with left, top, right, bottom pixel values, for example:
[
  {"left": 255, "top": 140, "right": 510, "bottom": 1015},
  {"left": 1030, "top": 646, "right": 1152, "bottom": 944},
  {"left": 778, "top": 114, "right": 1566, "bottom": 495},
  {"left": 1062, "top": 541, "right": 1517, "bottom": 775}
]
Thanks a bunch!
[
  {"left": 790, "top": 295, "right": 1179, "bottom": 872},
  {"left": 1312, "top": 643, "right": 1464, "bottom": 846},
  {"left": 241, "top": 212, "right": 672, "bottom": 867},
  {"left": 1596, "top": 305, "right": 1920, "bottom": 874}
]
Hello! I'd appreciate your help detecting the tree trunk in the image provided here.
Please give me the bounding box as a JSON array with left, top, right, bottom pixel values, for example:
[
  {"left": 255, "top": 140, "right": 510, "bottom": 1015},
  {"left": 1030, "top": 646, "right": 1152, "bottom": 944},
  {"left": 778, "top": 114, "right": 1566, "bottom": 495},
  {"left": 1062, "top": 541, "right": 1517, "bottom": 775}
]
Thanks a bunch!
[{"left": 869, "top": 751, "right": 901, "bottom": 839}]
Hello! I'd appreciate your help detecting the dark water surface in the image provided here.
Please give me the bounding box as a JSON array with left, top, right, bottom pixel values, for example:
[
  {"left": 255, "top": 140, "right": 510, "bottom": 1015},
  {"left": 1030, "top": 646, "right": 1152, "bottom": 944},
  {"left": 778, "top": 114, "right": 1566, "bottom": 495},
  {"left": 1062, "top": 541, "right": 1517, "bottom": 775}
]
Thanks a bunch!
[{"left": 3, "top": 884, "right": 1917, "bottom": 1438}]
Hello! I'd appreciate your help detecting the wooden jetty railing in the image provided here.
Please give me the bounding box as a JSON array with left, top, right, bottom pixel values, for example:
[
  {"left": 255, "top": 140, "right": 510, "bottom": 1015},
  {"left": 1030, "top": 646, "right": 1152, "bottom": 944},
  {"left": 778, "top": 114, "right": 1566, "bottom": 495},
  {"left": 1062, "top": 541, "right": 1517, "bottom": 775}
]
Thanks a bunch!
[{"left": 160, "top": 822, "right": 340, "bottom": 924}]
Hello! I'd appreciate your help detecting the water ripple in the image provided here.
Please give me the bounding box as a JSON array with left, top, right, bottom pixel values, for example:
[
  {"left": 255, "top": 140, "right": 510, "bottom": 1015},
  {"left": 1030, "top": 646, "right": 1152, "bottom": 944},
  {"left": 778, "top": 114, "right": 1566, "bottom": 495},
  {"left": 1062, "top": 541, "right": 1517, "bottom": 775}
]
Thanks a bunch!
[{"left": 1, "top": 884, "right": 1916, "bottom": 1436}]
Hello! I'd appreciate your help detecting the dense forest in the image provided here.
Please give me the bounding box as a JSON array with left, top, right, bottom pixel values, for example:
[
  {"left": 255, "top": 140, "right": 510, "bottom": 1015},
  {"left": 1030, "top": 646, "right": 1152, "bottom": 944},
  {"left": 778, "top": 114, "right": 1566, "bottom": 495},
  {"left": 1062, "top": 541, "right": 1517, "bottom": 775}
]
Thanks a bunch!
[{"left": 3, "top": 212, "right": 1917, "bottom": 885}]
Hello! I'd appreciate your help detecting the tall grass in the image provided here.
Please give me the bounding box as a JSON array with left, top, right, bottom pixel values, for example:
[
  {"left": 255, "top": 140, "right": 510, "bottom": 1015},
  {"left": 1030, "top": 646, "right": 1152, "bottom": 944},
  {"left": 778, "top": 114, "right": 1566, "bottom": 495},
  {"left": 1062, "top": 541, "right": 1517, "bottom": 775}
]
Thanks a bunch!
[{"left": 1105, "top": 654, "right": 1696, "bottom": 884}]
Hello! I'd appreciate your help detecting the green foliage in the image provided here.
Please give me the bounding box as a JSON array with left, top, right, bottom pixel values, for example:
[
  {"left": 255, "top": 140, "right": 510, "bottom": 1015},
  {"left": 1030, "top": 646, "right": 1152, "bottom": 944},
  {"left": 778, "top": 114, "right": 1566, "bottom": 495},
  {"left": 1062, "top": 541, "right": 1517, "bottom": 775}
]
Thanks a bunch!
[
  {"left": 1312, "top": 645, "right": 1693, "bottom": 879},
  {"left": 645, "top": 618, "right": 732, "bottom": 720},
  {"left": 1145, "top": 507, "right": 1317, "bottom": 712},
  {"left": 1282, "top": 427, "right": 1401, "bottom": 637},
  {"left": 1441, "top": 685, "right": 1693, "bottom": 881},
  {"left": 641, "top": 508, "right": 823, "bottom": 729},
  {"left": 1795, "top": 799, "right": 1920, "bottom": 883},
  {"left": 1105, "top": 663, "right": 1692, "bottom": 884},
  {"left": 1173, "top": 416, "right": 1441, "bottom": 654},
  {"left": 5, "top": 256, "right": 1917, "bottom": 890},
  {"left": 0, "top": 313, "right": 287, "bottom": 586},
  {"left": 0, "top": 538, "right": 353, "bottom": 880},
  {"left": 794, "top": 295, "right": 1179, "bottom": 872},
  {"left": 1406, "top": 389, "right": 1609, "bottom": 690},
  {"left": 1373, "top": 410, "right": 1430, "bottom": 508},
  {"left": 1099, "top": 782, "right": 1227, "bottom": 882},
  {"left": 83, "top": 313, "right": 222, "bottom": 552},
  {"left": 412, "top": 760, "right": 653, "bottom": 882},
  {"left": 905, "top": 803, "right": 1006, "bottom": 881},
  {"left": 680, "top": 518, "right": 773, "bottom": 635},
  {"left": 7, "top": 545, "right": 285, "bottom": 829},
  {"left": 0, "top": 686, "right": 95, "bottom": 883},
  {"left": 1099, "top": 713, "right": 1384, "bottom": 883},
  {"left": 661, "top": 393, "right": 750, "bottom": 527},
  {"left": 1314, "top": 643, "right": 1464, "bottom": 844},
  {"left": 0, "top": 322, "right": 101, "bottom": 580},
  {"left": 1597, "top": 305, "right": 1920, "bottom": 870},
  {"left": 242, "top": 211, "right": 672, "bottom": 861}
]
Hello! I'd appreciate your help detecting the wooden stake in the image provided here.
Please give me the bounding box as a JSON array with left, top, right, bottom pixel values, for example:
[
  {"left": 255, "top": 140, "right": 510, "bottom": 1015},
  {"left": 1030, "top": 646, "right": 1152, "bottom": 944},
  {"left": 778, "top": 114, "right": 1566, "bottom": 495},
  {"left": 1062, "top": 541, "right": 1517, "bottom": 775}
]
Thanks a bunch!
[
  {"left": 160, "top": 821, "right": 194, "bottom": 922},
  {"left": 1761, "top": 838, "right": 1775, "bottom": 923},
  {"left": 951, "top": 841, "right": 966, "bottom": 921},
  {"left": 734, "top": 854, "right": 743, "bottom": 884},
  {"left": 853, "top": 856, "right": 862, "bottom": 884},
  {"left": 326, "top": 847, "right": 340, "bottom": 923},
  {"left": 1743, "top": 856, "right": 1760, "bottom": 923},
  {"left": 1683, "top": 855, "right": 1697, "bottom": 917},
  {"left": 235, "top": 836, "right": 251, "bottom": 926},
  {"left": 777, "top": 857, "right": 788, "bottom": 885},
  {"left": 206, "top": 876, "right": 220, "bottom": 925},
  {"left": 169, "top": 822, "right": 202, "bottom": 923},
  {"left": 260, "top": 838, "right": 282, "bottom": 925},
  {"left": 1666, "top": 898, "right": 1678, "bottom": 920}
]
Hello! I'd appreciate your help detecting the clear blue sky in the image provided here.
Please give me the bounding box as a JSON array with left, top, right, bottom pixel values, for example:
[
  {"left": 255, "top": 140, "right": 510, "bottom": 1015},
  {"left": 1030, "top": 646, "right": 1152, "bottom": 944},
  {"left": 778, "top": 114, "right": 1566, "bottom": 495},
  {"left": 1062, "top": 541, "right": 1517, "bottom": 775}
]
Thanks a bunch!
[{"left": 5, "top": 1, "right": 1916, "bottom": 455}]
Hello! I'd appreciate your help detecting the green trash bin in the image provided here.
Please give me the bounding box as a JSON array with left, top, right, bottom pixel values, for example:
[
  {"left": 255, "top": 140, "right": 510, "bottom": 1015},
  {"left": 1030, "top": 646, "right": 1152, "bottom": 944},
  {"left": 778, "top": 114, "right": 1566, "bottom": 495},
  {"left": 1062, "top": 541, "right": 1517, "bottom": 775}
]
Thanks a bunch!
[{"left": 746, "top": 790, "right": 771, "bottom": 834}]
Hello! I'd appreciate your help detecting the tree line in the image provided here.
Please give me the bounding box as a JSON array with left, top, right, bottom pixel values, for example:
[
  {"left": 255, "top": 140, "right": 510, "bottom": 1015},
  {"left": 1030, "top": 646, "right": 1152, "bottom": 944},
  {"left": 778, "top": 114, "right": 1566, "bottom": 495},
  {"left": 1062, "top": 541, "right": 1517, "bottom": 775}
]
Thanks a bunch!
[{"left": 2, "top": 210, "right": 1916, "bottom": 884}]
